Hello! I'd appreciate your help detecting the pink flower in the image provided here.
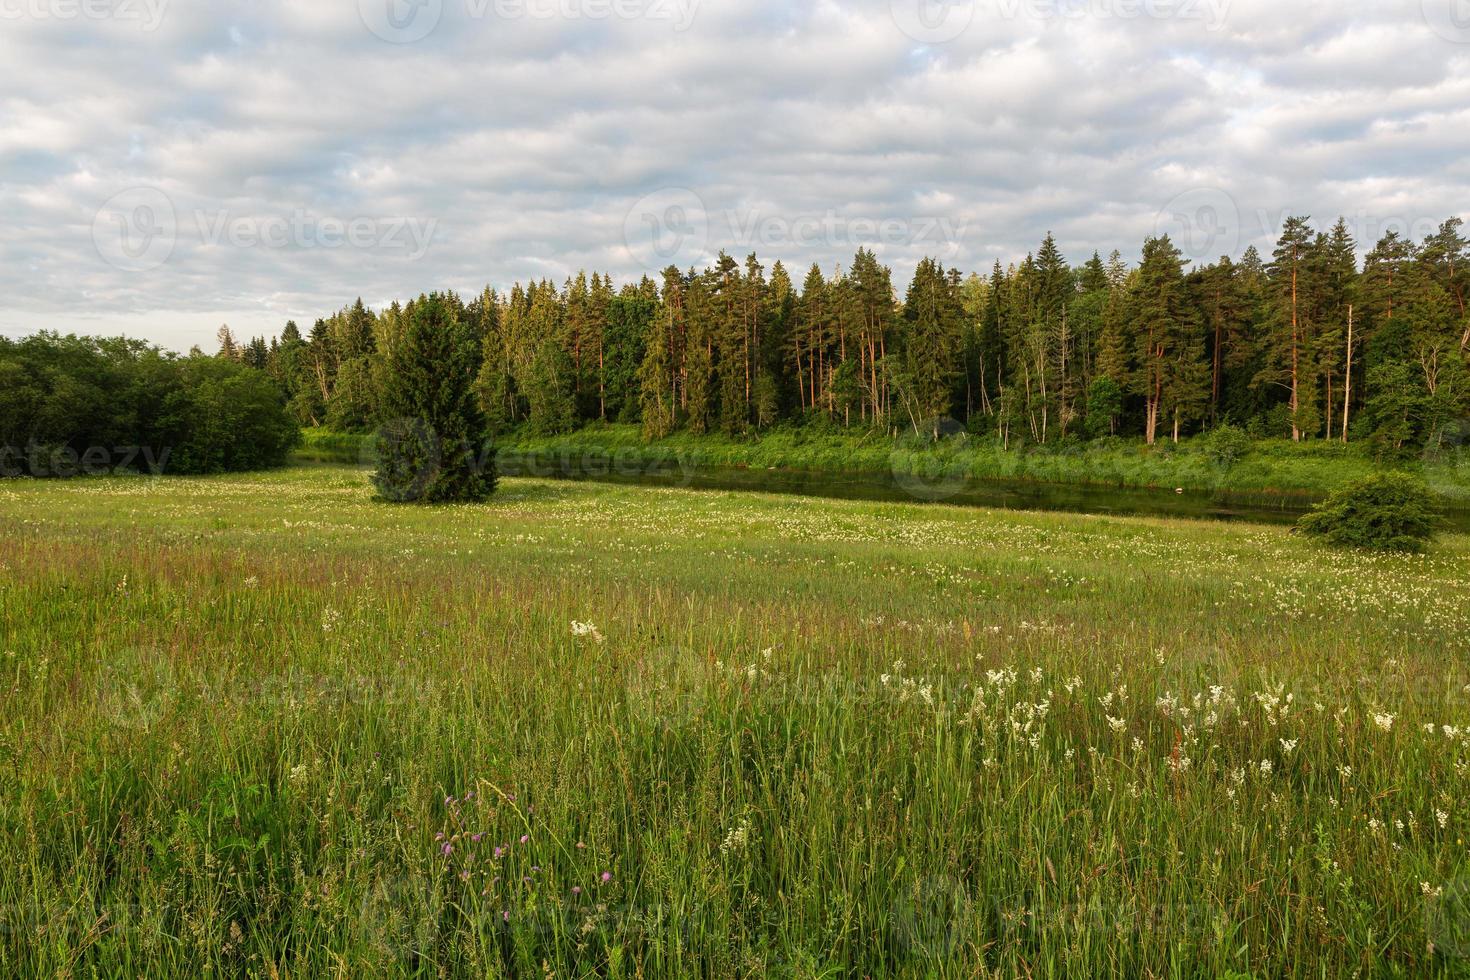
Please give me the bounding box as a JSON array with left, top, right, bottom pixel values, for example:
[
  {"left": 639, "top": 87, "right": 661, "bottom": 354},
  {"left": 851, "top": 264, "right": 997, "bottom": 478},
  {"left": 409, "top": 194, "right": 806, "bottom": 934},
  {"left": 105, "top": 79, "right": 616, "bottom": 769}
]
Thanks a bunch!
[{"left": 600, "top": 872, "right": 612, "bottom": 883}]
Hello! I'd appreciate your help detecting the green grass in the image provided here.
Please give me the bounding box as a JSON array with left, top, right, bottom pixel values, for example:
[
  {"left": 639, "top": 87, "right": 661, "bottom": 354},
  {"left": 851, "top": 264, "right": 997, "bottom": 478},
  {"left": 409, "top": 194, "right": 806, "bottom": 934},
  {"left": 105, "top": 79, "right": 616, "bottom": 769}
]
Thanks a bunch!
[
  {"left": 3, "top": 464, "right": 1470, "bottom": 976},
  {"left": 298, "top": 424, "right": 1470, "bottom": 503}
]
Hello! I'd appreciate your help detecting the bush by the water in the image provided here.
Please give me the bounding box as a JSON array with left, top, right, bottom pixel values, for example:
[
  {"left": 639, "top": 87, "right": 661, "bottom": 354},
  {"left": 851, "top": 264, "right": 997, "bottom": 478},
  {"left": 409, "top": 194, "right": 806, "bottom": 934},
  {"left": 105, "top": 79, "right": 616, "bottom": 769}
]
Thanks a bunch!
[{"left": 1296, "top": 471, "right": 1439, "bottom": 551}]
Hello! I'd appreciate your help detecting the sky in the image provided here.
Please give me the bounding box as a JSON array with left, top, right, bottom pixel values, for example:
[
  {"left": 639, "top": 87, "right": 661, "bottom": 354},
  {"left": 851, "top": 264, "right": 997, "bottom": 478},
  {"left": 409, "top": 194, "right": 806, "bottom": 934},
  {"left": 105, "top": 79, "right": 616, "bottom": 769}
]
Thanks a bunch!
[{"left": 2, "top": 0, "right": 1468, "bottom": 351}]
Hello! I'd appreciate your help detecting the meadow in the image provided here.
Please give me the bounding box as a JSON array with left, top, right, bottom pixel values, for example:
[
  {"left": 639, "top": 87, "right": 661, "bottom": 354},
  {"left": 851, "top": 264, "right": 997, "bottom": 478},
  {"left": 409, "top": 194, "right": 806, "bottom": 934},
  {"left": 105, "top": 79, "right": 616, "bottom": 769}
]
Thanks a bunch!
[{"left": 3, "top": 463, "right": 1470, "bottom": 976}]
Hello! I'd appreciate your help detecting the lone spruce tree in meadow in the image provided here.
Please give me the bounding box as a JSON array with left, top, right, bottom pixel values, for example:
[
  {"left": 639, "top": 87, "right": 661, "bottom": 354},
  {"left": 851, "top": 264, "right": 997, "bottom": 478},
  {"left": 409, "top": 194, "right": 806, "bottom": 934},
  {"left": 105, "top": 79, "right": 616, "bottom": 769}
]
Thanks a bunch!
[{"left": 372, "top": 292, "right": 496, "bottom": 503}]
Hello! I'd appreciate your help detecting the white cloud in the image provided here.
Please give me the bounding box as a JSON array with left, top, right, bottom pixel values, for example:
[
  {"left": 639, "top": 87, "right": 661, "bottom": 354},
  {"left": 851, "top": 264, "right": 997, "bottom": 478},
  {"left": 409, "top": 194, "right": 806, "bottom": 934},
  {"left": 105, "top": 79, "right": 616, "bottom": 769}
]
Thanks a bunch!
[{"left": 1, "top": 0, "right": 1467, "bottom": 349}]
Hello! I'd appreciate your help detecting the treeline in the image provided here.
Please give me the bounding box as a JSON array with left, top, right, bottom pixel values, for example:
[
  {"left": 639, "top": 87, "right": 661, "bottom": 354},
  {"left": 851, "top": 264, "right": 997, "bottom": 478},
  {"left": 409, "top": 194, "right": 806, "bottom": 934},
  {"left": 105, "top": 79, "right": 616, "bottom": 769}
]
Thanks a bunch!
[
  {"left": 0, "top": 334, "right": 299, "bottom": 477},
  {"left": 234, "top": 215, "right": 1469, "bottom": 455}
]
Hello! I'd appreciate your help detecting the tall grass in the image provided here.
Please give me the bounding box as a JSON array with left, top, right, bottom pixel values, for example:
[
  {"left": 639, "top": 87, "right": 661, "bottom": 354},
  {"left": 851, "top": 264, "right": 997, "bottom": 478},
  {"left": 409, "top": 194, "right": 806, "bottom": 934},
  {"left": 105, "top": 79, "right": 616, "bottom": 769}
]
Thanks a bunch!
[{"left": 2, "top": 465, "right": 1469, "bottom": 975}]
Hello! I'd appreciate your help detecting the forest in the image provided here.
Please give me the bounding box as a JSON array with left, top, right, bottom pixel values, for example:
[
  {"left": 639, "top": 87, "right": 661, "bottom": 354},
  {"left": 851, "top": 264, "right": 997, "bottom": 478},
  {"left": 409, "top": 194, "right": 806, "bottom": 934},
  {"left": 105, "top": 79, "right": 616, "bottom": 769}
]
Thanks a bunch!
[
  {"left": 4, "top": 215, "right": 1468, "bottom": 480},
  {"left": 246, "top": 215, "right": 1468, "bottom": 458}
]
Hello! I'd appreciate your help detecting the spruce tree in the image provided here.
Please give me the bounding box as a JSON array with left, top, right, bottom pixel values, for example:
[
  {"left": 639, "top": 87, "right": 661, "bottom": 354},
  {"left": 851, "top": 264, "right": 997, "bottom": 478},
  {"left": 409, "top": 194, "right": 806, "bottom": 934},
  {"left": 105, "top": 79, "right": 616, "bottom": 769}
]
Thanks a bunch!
[{"left": 372, "top": 292, "right": 495, "bottom": 503}]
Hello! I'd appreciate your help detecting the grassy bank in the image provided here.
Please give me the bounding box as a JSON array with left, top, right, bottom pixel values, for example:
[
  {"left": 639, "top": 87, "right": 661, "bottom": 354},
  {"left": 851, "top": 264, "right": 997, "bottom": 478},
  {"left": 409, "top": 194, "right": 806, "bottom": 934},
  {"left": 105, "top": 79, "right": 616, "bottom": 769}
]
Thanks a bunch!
[
  {"left": 2, "top": 465, "right": 1470, "bottom": 975},
  {"left": 297, "top": 424, "right": 1470, "bottom": 502}
]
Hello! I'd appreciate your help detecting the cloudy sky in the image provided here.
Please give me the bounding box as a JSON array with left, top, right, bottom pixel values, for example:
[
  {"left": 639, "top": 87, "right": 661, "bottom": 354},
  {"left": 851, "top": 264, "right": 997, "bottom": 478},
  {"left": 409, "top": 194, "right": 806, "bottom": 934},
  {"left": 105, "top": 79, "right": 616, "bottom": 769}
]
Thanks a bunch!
[{"left": 3, "top": 0, "right": 1468, "bottom": 350}]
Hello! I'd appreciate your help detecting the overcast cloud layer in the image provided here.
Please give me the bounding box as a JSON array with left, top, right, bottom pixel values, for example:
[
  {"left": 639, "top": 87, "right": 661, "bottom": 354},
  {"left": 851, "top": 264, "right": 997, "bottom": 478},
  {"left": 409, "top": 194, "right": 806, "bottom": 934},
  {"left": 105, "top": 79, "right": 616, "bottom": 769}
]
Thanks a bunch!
[{"left": 2, "top": 0, "right": 1468, "bottom": 350}]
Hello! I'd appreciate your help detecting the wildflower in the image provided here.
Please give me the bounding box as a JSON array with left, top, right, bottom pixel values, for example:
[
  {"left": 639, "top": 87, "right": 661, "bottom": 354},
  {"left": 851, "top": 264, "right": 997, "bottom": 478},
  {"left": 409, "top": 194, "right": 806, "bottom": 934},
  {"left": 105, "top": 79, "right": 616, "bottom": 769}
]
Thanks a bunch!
[
  {"left": 570, "top": 621, "right": 605, "bottom": 643},
  {"left": 1372, "top": 712, "right": 1395, "bottom": 732},
  {"left": 520, "top": 835, "right": 529, "bottom": 844},
  {"left": 600, "top": 872, "right": 612, "bottom": 883},
  {"left": 1279, "top": 738, "right": 1298, "bottom": 756},
  {"left": 1437, "top": 809, "right": 1450, "bottom": 829},
  {"left": 1106, "top": 716, "right": 1126, "bottom": 733},
  {"left": 720, "top": 817, "right": 755, "bottom": 854}
]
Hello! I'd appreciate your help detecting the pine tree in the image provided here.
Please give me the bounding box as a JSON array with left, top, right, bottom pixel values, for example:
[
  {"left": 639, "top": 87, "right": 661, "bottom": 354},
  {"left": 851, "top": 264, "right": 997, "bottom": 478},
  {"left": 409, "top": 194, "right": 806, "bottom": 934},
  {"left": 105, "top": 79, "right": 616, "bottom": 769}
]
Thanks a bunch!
[
  {"left": 1263, "top": 216, "right": 1316, "bottom": 439},
  {"left": 638, "top": 267, "right": 682, "bottom": 439},
  {"left": 1130, "top": 236, "right": 1200, "bottom": 444},
  {"left": 216, "top": 325, "right": 239, "bottom": 360},
  {"left": 897, "top": 257, "right": 961, "bottom": 430},
  {"left": 372, "top": 292, "right": 494, "bottom": 503}
]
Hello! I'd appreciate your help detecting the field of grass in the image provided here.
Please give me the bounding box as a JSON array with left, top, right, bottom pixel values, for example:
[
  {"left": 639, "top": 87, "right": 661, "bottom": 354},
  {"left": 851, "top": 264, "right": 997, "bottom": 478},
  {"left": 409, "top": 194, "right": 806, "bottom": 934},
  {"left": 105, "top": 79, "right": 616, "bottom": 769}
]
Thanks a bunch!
[
  {"left": 3, "top": 464, "right": 1470, "bottom": 976},
  {"left": 297, "top": 424, "right": 1470, "bottom": 504}
]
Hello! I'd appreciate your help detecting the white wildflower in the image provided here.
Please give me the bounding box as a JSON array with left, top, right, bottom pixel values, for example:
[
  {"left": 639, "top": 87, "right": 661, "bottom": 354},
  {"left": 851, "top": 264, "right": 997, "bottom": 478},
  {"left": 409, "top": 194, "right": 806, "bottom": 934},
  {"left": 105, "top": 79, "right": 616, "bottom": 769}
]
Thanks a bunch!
[{"left": 570, "top": 621, "right": 605, "bottom": 644}]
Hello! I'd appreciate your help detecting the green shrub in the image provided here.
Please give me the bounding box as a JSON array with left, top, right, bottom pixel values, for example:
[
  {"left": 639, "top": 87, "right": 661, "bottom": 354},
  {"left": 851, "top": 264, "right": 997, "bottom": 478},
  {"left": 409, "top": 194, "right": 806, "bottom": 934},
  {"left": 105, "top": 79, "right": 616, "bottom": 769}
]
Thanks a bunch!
[
  {"left": 1296, "top": 471, "right": 1438, "bottom": 552},
  {"left": 1201, "top": 423, "right": 1252, "bottom": 467}
]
